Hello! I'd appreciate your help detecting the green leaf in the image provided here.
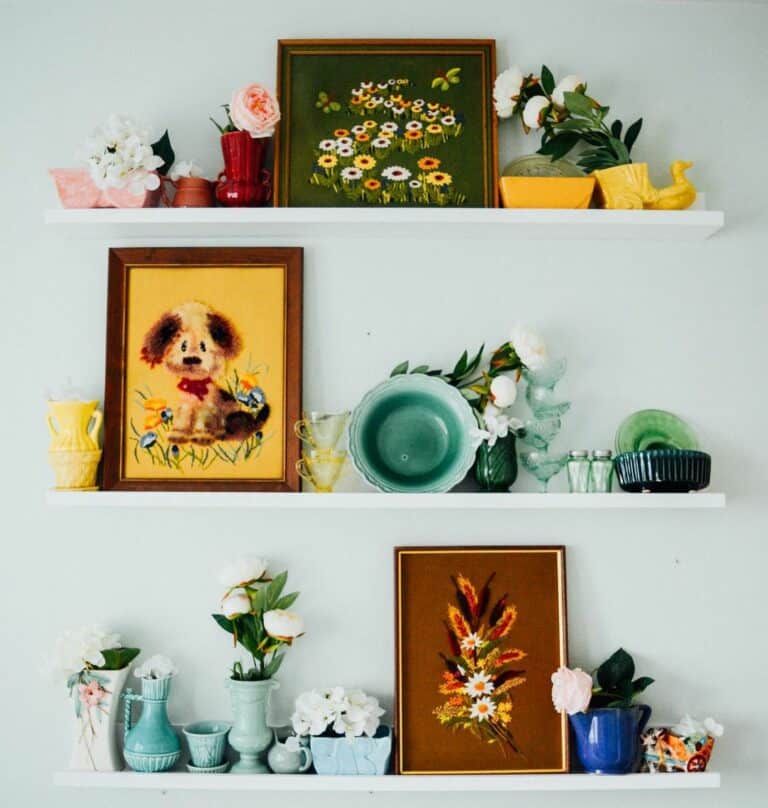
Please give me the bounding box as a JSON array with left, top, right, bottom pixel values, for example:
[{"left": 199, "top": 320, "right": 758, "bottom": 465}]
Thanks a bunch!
[
  {"left": 609, "top": 137, "right": 631, "bottom": 165},
  {"left": 452, "top": 350, "right": 469, "bottom": 379},
  {"left": 446, "top": 67, "right": 461, "bottom": 78},
  {"left": 610, "top": 120, "right": 623, "bottom": 139},
  {"left": 549, "top": 132, "right": 580, "bottom": 161},
  {"left": 318, "top": 91, "right": 328, "bottom": 102},
  {"left": 431, "top": 77, "right": 444, "bottom": 89},
  {"left": 624, "top": 118, "right": 643, "bottom": 153},
  {"left": 596, "top": 648, "right": 635, "bottom": 692},
  {"left": 563, "top": 91, "right": 594, "bottom": 118},
  {"left": 264, "top": 651, "right": 286, "bottom": 679},
  {"left": 249, "top": 586, "right": 265, "bottom": 613},
  {"left": 410, "top": 365, "right": 429, "bottom": 374},
  {"left": 448, "top": 76, "right": 460, "bottom": 85},
  {"left": 212, "top": 613, "right": 235, "bottom": 635},
  {"left": 329, "top": 102, "right": 341, "bottom": 112},
  {"left": 550, "top": 119, "right": 590, "bottom": 132},
  {"left": 274, "top": 591, "right": 299, "bottom": 610},
  {"left": 632, "top": 676, "right": 654, "bottom": 694},
  {"left": 390, "top": 361, "right": 409, "bottom": 377},
  {"left": 99, "top": 647, "right": 141, "bottom": 670},
  {"left": 150, "top": 130, "right": 174, "bottom": 177},
  {"left": 266, "top": 571, "right": 288, "bottom": 609},
  {"left": 541, "top": 65, "right": 555, "bottom": 96},
  {"left": 464, "top": 344, "right": 485, "bottom": 377}
]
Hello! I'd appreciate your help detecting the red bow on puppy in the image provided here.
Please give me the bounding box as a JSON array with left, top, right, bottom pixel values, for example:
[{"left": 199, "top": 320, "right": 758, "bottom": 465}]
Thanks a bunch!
[{"left": 177, "top": 377, "right": 213, "bottom": 401}]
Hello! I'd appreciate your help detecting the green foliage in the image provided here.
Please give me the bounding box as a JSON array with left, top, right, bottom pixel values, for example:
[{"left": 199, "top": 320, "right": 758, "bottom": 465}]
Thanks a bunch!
[
  {"left": 590, "top": 648, "right": 654, "bottom": 708},
  {"left": 98, "top": 647, "right": 141, "bottom": 670},
  {"left": 432, "top": 67, "right": 461, "bottom": 91},
  {"left": 209, "top": 104, "right": 237, "bottom": 134}
]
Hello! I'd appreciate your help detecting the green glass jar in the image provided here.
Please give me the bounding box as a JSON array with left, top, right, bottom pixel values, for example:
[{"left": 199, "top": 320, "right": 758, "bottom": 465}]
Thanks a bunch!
[{"left": 474, "top": 434, "right": 518, "bottom": 492}]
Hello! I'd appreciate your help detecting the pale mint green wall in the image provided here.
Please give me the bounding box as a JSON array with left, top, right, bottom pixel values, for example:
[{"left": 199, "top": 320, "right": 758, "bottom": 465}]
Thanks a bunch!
[{"left": 1, "top": 0, "right": 766, "bottom": 806}]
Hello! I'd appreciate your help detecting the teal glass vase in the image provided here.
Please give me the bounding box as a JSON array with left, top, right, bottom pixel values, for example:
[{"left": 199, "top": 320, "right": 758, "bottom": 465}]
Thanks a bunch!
[
  {"left": 474, "top": 434, "right": 518, "bottom": 491},
  {"left": 122, "top": 676, "right": 181, "bottom": 772}
]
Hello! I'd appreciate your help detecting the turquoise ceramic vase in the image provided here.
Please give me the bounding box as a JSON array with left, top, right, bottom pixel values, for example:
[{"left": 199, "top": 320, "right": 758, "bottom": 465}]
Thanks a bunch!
[
  {"left": 227, "top": 678, "right": 278, "bottom": 773},
  {"left": 474, "top": 434, "right": 518, "bottom": 491},
  {"left": 122, "top": 676, "right": 181, "bottom": 772}
]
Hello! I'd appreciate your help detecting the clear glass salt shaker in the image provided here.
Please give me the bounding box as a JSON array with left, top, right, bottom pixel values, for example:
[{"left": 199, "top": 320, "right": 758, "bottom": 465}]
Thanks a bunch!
[
  {"left": 567, "top": 450, "right": 591, "bottom": 493},
  {"left": 590, "top": 449, "right": 614, "bottom": 493}
]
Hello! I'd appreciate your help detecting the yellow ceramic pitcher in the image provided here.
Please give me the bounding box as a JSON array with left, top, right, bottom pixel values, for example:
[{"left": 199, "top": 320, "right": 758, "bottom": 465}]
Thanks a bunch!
[{"left": 47, "top": 400, "right": 103, "bottom": 452}]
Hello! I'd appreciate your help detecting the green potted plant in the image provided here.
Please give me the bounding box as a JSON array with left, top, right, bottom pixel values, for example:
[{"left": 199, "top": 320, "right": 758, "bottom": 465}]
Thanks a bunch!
[
  {"left": 212, "top": 556, "right": 304, "bottom": 772},
  {"left": 551, "top": 648, "right": 654, "bottom": 774}
]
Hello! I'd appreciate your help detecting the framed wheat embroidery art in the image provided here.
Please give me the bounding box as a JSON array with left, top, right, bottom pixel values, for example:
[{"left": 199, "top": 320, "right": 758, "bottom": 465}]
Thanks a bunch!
[
  {"left": 395, "top": 546, "right": 568, "bottom": 774},
  {"left": 102, "top": 247, "right": 302, "bottom": 491}
]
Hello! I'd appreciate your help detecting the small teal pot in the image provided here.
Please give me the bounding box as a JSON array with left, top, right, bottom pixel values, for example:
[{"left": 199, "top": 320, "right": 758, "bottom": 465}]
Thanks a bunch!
[
  {"left": 227, "top": 678, "right": 278, "bottom": 773},
  {"left": 310, "top": 726, "right": 392, "bottom": 775},
  {"left": 183, "top": 721, "right": 231, "bottom": 769},
  {"left": 570, "top": 706, "right": 651, "bottom": 774},
  {"left": 122, "top": 676, "right": 181, "bottom": 773}
]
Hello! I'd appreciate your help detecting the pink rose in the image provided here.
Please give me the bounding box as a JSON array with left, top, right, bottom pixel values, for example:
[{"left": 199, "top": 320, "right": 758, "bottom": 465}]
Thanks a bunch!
[
  {"left": 230, "top": 83, "right": 281, "bottom": 138},
  {"left": 551, "top": 666, "right": 593, "bottom": 715},
  {"left": 79, "top": 680, "right": 107, "bottom": 707}
]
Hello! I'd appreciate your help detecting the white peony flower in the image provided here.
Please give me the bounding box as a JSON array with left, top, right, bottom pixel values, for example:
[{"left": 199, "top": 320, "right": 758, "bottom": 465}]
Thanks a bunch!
[
  {"left": 551, "top": 666, "right": 593, "bottom": 715},
  {"left": 134, "top": 654, "right": 177, "bottom": 679},
  {"left": 50, "top": 625, "right": 121, "bottom": 677},
  {"left": 263, "top": 609, "right": 304, "bottom": 640},
  {"left": 551, "top": 74, "right": 586, "bottom": 108},
  {"left": 510, "top": 324, "right": 548, "bottom": 370},
  {"left": 221, "top": 589, "right": 251, "bottom": 619},
  {"left": 493, "top": 66, "right": 524, "bottom": 118},
  {"left": 490, "top": 375, "right": 517, "bottom": 408},
  {"left": 218, "top": 556, "right": 267, "bottom": 589},
  {"left": 169, "top": 159, "right": 205, "bottom": 181},
  {"left": 522, "top": 95, "right": 551, "bottom": 130}
]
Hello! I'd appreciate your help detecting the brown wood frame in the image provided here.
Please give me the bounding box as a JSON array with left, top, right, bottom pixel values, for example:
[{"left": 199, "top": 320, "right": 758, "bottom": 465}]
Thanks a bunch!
[
  {"left": 394, "top": 545, "right": 569, "bottom": 775},
  {"left": 274, "top": 39, "right": 499, "bottom": 207},
  {"left": 102, "top": 247, "right": 303, "bottom": 491}
]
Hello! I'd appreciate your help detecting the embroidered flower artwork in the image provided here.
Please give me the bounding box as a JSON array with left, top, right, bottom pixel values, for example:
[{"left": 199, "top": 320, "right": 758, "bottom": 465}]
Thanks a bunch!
[
  {"left": 433, "top": 573, "right": 527, "bottom": 753},
  {"left": 310, "top": 78, "right": 467, "bottom": 206}
]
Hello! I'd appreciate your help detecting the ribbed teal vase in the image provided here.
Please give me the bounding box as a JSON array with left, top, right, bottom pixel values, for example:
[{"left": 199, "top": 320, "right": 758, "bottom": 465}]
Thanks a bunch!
[
  {"left": 122, "top": 676, "right": 181, "bottom": 772},
  {"left": 474, "top": 434, "right": 518, "bottom": 491},
  {"left": 227, "top": 678, "right": 278, "bottom": 773}
]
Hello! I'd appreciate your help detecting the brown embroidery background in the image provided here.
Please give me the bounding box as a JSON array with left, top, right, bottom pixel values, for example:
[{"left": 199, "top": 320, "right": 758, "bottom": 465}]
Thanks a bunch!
[{"left": 395, "top": 547, "right": 568, "bottom": 773}]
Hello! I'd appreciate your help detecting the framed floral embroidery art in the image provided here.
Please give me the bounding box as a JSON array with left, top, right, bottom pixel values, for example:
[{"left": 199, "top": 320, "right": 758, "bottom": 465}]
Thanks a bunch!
[
  {"left": 394, "top": 546, "right": 568, "bottom": 774},
  {"left": 275, "top": 40, "right": 498, "bottom": 207},
  {"left": 102, "top": 247, "right": 302, "bottom": 491}
]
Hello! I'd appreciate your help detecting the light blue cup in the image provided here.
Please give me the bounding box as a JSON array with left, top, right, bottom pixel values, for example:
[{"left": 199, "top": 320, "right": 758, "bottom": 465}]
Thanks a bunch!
[{"left": 183, "top": 721, "right": 231, "bottom": 769}]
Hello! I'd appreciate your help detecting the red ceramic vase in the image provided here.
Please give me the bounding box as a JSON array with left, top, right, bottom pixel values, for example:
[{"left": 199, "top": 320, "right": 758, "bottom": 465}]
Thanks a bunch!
[{"left": 216, "top": 131, "right": 272, "bottom": 207}]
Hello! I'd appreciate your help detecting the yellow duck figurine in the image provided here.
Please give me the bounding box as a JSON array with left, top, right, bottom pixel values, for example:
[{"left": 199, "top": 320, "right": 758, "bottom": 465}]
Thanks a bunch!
[{"left": 593, "top": 160, "right": 697, "bottom": 210}]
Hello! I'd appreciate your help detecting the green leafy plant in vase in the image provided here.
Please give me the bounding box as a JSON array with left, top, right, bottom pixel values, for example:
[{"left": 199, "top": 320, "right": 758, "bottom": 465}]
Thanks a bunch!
[{"left": 212, "top": 556, "right": 304, "bottom": 772}]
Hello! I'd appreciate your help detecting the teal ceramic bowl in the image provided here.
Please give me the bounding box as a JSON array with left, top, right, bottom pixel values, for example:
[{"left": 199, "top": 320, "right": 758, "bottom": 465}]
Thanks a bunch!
[{"left": 349, "top": 375, "right": 477, "bottom": 493}]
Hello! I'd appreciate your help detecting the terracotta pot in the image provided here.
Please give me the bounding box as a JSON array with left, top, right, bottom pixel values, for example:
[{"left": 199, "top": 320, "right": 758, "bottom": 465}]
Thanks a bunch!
[
  {"left": 171, "top": 177, "right": 215, "bottom": 207},
  {"left": 49, "top": 168, "right": 161, "bottom": 208},
  {"left": 216, "top": 131, "right": 272, "bottom": 207}
]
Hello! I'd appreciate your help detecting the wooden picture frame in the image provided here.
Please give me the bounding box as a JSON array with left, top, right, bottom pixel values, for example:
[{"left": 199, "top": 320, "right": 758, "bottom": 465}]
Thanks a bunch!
[
  {"left": 395, "top": 546, "right": 568, "bottom": 774},
  {"left": 102, "top": 247, "right": 302, "bottom": 491},
  {"left": 275, "top": 39, "right": 498, "bottom": 208}
]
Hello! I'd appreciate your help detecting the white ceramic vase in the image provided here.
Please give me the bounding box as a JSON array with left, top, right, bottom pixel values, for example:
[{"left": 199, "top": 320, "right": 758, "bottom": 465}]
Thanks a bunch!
[{"left": 69, "top": 667, "right": 131, "bottom": 771}]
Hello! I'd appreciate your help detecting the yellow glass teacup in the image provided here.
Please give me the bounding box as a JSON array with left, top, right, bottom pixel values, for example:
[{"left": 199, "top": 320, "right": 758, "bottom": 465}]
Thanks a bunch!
[
  {"left": 296, "top": 448, "right": 347, "bottom": 493},
  {"left": 294, "top": 411, "right": 350, "bottom": 451}
]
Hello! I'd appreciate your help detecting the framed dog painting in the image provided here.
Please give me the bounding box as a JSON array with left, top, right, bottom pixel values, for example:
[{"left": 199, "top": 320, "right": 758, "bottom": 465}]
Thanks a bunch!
[
  {"left": 275, "top": 39, "right": 498, "bottom": 207},
  {"left": 395, "top": 546, "right": 568, "bottom": 774},
  {"left": 102, "top": 247, "right": 302, "bottom": 491}
]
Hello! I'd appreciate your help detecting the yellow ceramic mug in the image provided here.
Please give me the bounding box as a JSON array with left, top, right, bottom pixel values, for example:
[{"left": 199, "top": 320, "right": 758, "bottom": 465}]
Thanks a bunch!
[
  {"left": 296, "top": 449, "right": 347, "bottom": 493},
  {"left": 294, "top": 411, "right": 350, "bottom": 451}
]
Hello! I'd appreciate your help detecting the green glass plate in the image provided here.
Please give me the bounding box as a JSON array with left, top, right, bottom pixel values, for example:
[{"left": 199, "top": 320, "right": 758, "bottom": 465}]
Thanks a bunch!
[
  {"left": 615, "top": 409, "right": 699, "bottom": 454},
  {"left": 348, "top": 375, "right": 477, "bottom": 493}
]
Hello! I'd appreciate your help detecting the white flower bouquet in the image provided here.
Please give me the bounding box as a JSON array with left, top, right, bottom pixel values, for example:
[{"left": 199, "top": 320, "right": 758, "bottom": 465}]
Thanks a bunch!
[{"left": 291, "top": 687, "right": 385, "bottom": 741}]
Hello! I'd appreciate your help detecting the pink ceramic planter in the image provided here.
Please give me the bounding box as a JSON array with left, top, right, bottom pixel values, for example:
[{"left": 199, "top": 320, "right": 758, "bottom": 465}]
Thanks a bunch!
[{"left": 49, "top": 168, "right": 161, "bottom": 208}]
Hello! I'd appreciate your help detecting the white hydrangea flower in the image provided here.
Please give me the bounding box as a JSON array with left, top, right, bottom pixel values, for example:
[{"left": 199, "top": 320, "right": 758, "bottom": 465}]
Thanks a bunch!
[
  {"left": 169, "top": 159, "right": 204, "bottom": 181},
  {"left": 134, "top": 654, "right": 177, "bottom": 679},
  {"left": 50, "top": 625, "right": 121, "bottom": 677}
]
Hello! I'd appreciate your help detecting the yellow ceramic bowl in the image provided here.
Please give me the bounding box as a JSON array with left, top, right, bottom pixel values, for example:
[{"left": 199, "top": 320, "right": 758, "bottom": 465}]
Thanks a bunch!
[{"left": 499, "top": 177, "right": 595, "bottom": 209}]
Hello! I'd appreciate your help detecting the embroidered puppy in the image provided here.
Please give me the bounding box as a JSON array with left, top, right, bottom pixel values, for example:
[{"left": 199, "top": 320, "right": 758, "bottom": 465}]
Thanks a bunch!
[{"left": 140, "top": 301, "right": 269, "bottom": 446}]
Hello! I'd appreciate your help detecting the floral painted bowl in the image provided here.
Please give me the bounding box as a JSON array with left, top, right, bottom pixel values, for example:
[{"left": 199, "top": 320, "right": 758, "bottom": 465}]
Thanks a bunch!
[
  {"left": 641, "top": 726, "right": 716, "bottom": 772},
  {"left": 348, "top": 375, "right": 477, "bottom": 493}
]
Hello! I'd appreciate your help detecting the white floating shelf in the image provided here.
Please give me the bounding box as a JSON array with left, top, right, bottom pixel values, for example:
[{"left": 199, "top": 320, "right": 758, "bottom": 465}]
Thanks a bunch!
[
  {"left": 45, "top": 491, "right": 726, "bottom": 510},
  {"left": 53, "top": 771, "right": 720, "bottom": 793},
  {"left": 44, "top": 207, "right": 724, "bottom": 241}
]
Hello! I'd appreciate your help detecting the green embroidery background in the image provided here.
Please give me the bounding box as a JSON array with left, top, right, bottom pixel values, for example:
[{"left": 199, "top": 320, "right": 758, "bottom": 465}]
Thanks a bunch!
[{"left": 277, "top": 43, "right": 495, "bottom": 207}]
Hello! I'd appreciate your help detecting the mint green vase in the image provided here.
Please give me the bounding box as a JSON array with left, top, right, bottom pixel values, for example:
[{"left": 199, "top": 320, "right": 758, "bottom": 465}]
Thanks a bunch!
[
  {"left": 122, "top": 676, "right": 181, "bottom": 772},
  {"left": 227, "top": 678, "right": 278, "bottom": 773}
]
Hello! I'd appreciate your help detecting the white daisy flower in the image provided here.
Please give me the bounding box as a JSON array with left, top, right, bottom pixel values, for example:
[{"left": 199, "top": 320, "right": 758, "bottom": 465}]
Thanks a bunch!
[
  {"left": 393, "top": 106, "right": 406, "bottom": 116},
  {"left": 351, "top": 88, "right": 363, "bottom": 97},
  {"left": 460, "top": 632, "right": 486, "bottom": 652},
  {"left": 412, "top": 99, "right": 425, "bottom": 107},
  {"left": 441, "top": 115, "right": 457, "bottom": 126},
  {"left": 372, "top": 137, "right": 391, "bottom": 149},
  {"left": 384, "top": 100, "right": 394, "bottom": 108},
  {"left": 465, "top": 671, "right": 495, "bottom": 699},
  {"left": 409, "top": 179, "right": 422, "bottom": 189},
  {"left": 351, "top": 124, "right": 367, "bottom": 135},
  {"left": 380, "top": 122, "right": 398, "bottom": 133},
  {"left": 318, "top": 139, "right": 337, "bottom": 151},
  {"left": 360, "top": 81, "right": 374, "bottom": 90},
  {"left": 405, "top": 120, "right": 423, "bottom": 131},
  {"left": 388, "top": 78, "right": 396, "bottom": 85},
  {"left": 336, "top": 137, "right": 353, "bottom": 147},
  {"left": 470, "top": 697, "right": 497, "bottom": 722},
  {"left": 341, "top": 166, "right": 364, "bottom": 181},
  {"left": 377, "top": 82, "right": 389, "bottom": 90},
  {"left": 382, "top": 165, "right": 412, "bottom": 182},
  {"left": 372, "top": 95, "right": 384, "bottom": 104},
  {"left": 425, "top": 110, "right": 439, "bottom": 119},
  {"left": 337, "top": 146, "right": 355, "bottom": 158}
]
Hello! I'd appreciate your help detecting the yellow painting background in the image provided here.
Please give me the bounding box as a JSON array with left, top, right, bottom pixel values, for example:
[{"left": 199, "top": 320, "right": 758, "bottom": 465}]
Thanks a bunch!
[{"left": 123, "top": 264, "right": 286, "bottom": 480}]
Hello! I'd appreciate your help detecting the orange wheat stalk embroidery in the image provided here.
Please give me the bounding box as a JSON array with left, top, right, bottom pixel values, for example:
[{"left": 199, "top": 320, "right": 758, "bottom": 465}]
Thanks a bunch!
[{"left": 489, "top": 605, "right": 518, "bottom": 640}]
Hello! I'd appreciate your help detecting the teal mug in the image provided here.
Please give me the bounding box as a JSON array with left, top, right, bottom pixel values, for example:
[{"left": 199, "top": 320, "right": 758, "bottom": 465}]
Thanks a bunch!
[{"left": 183, "top": 721, "right": 231, "bottom": 768}]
